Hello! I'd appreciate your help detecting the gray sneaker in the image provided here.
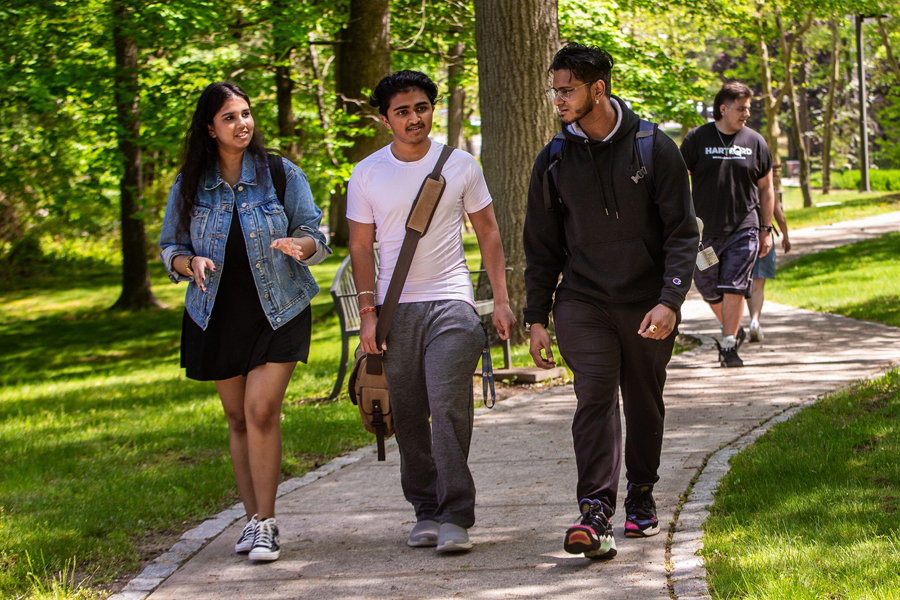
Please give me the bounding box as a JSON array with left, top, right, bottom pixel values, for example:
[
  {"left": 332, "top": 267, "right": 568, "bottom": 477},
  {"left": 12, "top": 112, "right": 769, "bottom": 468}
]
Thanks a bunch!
[
  {"left": 407, "top": 519, "right": 440, "bottom": 547},
  {"left": 435, "top": 523, "right": 473, "bottom": 553}
]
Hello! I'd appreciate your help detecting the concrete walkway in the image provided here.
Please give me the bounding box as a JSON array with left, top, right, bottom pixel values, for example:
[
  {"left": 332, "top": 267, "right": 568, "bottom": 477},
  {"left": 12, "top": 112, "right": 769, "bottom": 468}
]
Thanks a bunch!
[{"left": 134, "top": 212, "right": 900, "bottom": 600}]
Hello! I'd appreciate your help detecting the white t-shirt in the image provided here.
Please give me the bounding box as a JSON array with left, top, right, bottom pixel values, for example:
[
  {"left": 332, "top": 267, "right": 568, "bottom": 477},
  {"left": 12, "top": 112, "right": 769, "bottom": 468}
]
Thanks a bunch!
[{"left": 347, "top": 140, "right": 493, "bottom": 307}]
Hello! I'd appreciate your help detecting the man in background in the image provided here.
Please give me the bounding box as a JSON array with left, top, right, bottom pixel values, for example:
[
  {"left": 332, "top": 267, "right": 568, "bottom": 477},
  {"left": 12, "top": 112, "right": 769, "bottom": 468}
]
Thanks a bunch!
[{"left": 681, "top": 81, "right": 775, "bottom": 367}]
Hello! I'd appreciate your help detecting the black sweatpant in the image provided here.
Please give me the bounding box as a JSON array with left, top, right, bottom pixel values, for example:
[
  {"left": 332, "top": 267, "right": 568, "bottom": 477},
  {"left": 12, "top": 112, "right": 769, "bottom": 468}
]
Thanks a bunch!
[{"left": 553, "top": 297, "right": 678, "bottom": 515}]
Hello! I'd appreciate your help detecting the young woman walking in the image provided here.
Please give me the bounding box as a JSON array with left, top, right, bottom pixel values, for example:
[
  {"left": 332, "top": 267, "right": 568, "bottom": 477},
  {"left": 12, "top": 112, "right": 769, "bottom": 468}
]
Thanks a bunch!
[{"left": 159, "top": 82, "right": 330, "bottom": 562}]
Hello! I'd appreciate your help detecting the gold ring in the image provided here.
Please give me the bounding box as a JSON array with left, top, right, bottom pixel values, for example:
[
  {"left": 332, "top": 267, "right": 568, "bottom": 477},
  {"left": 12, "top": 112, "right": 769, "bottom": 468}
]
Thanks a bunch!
[{"left": 648, "top": 324, "right": 658, "bottom": 333}]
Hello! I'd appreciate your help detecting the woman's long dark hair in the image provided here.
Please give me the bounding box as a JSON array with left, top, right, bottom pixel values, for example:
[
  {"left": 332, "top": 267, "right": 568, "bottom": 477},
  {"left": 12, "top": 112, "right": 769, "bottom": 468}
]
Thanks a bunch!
[{"left": 176, "top": 82, "right": 268, "bottom": 236}]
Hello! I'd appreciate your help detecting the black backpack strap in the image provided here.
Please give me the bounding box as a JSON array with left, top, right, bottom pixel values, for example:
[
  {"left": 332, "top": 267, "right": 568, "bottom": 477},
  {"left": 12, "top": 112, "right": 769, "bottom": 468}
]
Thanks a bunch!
[
  {"left": 633, "top": 119, "right": 657, "bottom": 198},
  {"left": 267, "top": 153, "right": 287, "bottom": 205},
  {"left": 542, "top": 133, "right": 567, "bottom": 211}
]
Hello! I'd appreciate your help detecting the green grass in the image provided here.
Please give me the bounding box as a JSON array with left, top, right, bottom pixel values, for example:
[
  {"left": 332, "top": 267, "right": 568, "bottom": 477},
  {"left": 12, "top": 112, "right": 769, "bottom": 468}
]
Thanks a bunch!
[
  {"left": 703, "top": 231, "right": 900, "bottom": 599},
  {"left": 781, "top": 189, "right": 900, "bottom": 230},
  {"left": 702, "top": 369, "right": 900, "bottom": 600},
  {"left": 767, "top": 232, "right": 900, "bottom": 327},
  {"left": 0, "top": 254, "right": 376, "bottom": 597}
]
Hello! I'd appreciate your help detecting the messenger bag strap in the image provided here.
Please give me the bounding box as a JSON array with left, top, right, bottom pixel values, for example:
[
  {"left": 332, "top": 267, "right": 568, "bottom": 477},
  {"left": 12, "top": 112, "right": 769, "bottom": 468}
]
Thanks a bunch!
[{"left": 365, "top": 144, "right": 455, "bottom": 375}]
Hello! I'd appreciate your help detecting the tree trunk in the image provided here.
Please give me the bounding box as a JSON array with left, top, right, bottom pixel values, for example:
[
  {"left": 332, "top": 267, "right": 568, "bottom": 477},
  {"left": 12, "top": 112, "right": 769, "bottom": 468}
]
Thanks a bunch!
[
  {"left": 447, "top": 39, "right": 465, "bottom": 149},
  {"left": 272, "top": 0, "right": 296, "bottom": 159},
  {"left": 474, "top": 0, "right": 559, "bottom": 345},
  {"left": 822, "top": 19, "right": 840, "bottom": 195},
  {"left": 330, "top": 0, "right": 392, "bottom": 247},
  {"left": 797, "top": 41, "right": 811, "bottom": 163},
  {"left": 308, "top": 36, "right": 339, "bottom": 167},
  {"left": 756, "top": 21, "right": 783, "bottom": 196},
  {"left": 111, "top": 0, "right": 158, "bottom": 310},
  {"left": 877, "top": 17, "right": 900, "bottom": 83},
  {"left": 778, "top": 17, "right": 813, "bottom": 208}
]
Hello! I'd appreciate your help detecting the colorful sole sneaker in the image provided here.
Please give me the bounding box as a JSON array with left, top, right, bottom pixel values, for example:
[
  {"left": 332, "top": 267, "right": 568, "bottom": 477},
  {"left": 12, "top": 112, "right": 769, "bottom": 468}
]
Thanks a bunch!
[
  {"left": 624, "top": 483, "right": 660, "bottom": 538},
  {"left": 564, "top": 499, "right": 617, "bottom": 559},
  {"left": 234, "top": 514, "right": 258, "bottom": 554},
  {"left": 248, "top": 517, "right": 280, "bottom": 561}
]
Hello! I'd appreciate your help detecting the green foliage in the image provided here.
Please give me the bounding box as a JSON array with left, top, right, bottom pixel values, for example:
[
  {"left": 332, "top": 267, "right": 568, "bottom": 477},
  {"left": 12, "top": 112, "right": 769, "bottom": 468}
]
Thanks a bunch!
[
  {"left": 809, "top": 169, "right": 900, "bottom": 191},
  {"left": 704, "top": 369, "right": 900, "bottom": 600},
  {"left": 559, "top": 0, "right": 713, "bottom": 125}
]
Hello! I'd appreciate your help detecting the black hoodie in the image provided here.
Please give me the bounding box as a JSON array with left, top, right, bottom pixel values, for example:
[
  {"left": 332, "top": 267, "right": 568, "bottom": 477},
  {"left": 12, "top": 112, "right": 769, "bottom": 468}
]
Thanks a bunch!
[{"left": 522, "top": 97, "right": 699, "bottom": 326}]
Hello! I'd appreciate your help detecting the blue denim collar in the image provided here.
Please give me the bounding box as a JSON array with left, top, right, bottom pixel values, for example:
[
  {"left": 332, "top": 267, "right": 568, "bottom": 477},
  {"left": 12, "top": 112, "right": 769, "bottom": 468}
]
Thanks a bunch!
[{"left": 203, "top": 152, "right": 260, "bottom": 190}]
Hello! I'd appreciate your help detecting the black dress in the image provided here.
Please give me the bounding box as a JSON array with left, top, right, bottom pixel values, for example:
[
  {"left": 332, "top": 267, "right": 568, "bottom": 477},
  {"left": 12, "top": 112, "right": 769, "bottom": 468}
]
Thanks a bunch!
[{"left": 181, "top": 203, "right": 312, "bottom": 381}]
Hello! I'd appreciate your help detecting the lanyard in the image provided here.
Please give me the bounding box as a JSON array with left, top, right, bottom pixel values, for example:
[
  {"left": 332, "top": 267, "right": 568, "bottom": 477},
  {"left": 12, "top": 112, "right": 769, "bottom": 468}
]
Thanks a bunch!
[{"left": 481, "top": 325, "right": 496, "bottom": 409}]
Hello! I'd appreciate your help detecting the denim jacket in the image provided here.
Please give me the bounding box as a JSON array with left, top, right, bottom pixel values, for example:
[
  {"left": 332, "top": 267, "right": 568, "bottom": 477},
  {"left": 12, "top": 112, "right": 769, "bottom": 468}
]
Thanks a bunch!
[{"left": 159, "top": 154, "right": 331, "bottom": 330}]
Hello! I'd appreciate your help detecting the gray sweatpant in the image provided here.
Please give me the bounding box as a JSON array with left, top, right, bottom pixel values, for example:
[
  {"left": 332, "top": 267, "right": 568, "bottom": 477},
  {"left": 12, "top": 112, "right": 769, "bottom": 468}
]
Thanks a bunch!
[{"left": 382, "top": 300, "right": 484, "bottom": 528}]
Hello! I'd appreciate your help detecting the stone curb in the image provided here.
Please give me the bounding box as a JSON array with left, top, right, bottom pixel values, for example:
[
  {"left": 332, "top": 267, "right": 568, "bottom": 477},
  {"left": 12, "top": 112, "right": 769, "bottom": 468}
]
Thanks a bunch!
[
  {"left": 106, "top": 385, "right": 565, "bottom": 600},
  {"left": 665, "top": 363, "right": 900, "bottom": 600}
]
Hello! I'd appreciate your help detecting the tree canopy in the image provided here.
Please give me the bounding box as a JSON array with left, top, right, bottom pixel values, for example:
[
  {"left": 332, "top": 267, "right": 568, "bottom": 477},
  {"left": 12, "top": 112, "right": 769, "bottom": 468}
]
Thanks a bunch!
[{"left": 1, "top": 0, "right": 898, "bottom": 297}]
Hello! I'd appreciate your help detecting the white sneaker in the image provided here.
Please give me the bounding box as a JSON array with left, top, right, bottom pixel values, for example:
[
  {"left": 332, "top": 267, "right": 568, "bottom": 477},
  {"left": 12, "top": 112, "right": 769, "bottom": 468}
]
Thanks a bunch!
[
  {"left": 234, "top": 515, "right": 258, "bottom": 554},
  {"left": 749, "top": 321, "right": 764, "bottom": 343},
  {"left": 248, "top": 518, "right": 280, "bottom": 561}
]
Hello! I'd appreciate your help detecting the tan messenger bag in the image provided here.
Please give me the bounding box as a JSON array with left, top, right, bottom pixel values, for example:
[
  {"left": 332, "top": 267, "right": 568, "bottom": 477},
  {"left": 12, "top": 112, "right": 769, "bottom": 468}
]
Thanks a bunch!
[{"left": 347, "top": 145, "right": 455, "bottom": 460}]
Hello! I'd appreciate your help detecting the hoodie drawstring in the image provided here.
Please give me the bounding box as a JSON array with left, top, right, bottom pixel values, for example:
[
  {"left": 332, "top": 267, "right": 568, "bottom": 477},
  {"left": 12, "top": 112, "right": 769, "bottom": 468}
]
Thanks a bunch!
[{"left": 586, "top": 141, "right": 619, "bottom": 220}]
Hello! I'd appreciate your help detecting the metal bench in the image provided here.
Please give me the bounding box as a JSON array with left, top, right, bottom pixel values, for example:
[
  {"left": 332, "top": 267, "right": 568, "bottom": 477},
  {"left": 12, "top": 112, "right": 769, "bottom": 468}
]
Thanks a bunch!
[{"left": 328, "top": 251, "right": 511, "bottom": 400}]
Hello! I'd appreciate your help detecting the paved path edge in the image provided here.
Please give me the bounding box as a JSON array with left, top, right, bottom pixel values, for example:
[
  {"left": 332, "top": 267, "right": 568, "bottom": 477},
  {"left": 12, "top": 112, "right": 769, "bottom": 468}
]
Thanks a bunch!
[
  {"left": 105, "top": 385, "right": 568, "bottom": 600},
  {"left": 666, "top": 348, "right": 900, "bottom": 600}
]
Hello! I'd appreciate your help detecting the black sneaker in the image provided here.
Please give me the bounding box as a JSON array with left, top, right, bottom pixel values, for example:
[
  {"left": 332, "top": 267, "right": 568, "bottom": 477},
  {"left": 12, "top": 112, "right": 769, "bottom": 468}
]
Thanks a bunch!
[
  {"left": 563, "top": 499, "right": 617, "bottom": 559},
  {"left": 735, "top": 326, "right": 746, "bottom": 350},
  {"left": 624, "top": 483, "right": 660, "bottom": 538},
  {"left": 248, "top": 517, "right": 280, "bottom": 561},
  {"left": 720, "top": 346, "right": 744, "bottom": 368},
  {"left": 715, "top": 340, "right": 744, "bottom": 368}
]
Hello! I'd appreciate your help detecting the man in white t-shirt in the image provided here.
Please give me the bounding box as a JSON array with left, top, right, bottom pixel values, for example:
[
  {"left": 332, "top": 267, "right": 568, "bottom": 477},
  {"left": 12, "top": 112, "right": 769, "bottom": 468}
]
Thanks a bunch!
[{"left": 347, "top": 70, "right": 515, "bottom": 554}]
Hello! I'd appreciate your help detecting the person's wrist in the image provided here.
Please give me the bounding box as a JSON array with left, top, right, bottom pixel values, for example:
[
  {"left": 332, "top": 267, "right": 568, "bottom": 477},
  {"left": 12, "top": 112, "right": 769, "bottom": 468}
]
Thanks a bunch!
[{"left": 184, "top": 255, "right": 195, "bottom": 277}]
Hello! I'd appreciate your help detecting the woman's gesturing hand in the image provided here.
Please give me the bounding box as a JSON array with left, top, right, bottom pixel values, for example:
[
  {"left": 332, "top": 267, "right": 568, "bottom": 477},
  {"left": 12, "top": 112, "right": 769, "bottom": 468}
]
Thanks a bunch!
[
  {"left": 270, "top": 237, "right": 316, "bottom": 261},
  {"left": 192, "top": 256, "right": 216, "bottom": 292}
]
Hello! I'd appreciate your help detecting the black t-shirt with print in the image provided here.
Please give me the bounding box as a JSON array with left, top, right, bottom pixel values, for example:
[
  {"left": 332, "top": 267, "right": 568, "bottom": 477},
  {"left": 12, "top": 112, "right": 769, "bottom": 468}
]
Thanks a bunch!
[{"left": 680, "top": 122, "right": 773, "bottom": 237}]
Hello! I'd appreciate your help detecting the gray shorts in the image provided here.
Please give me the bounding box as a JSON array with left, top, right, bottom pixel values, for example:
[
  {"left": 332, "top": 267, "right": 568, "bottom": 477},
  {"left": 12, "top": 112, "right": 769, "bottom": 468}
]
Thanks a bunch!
[
  {"left": 752, "top": 244, "right": 776, "bottom": 279},
  {"left": 693, "top": 227, "right": 760, "bottom": 304}
]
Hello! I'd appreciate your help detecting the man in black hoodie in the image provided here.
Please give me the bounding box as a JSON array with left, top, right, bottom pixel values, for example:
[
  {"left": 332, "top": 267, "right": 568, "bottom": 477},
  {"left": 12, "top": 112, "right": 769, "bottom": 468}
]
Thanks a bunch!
[{"left": 522, "top": 43, "right": 698, "bottom": 560}]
